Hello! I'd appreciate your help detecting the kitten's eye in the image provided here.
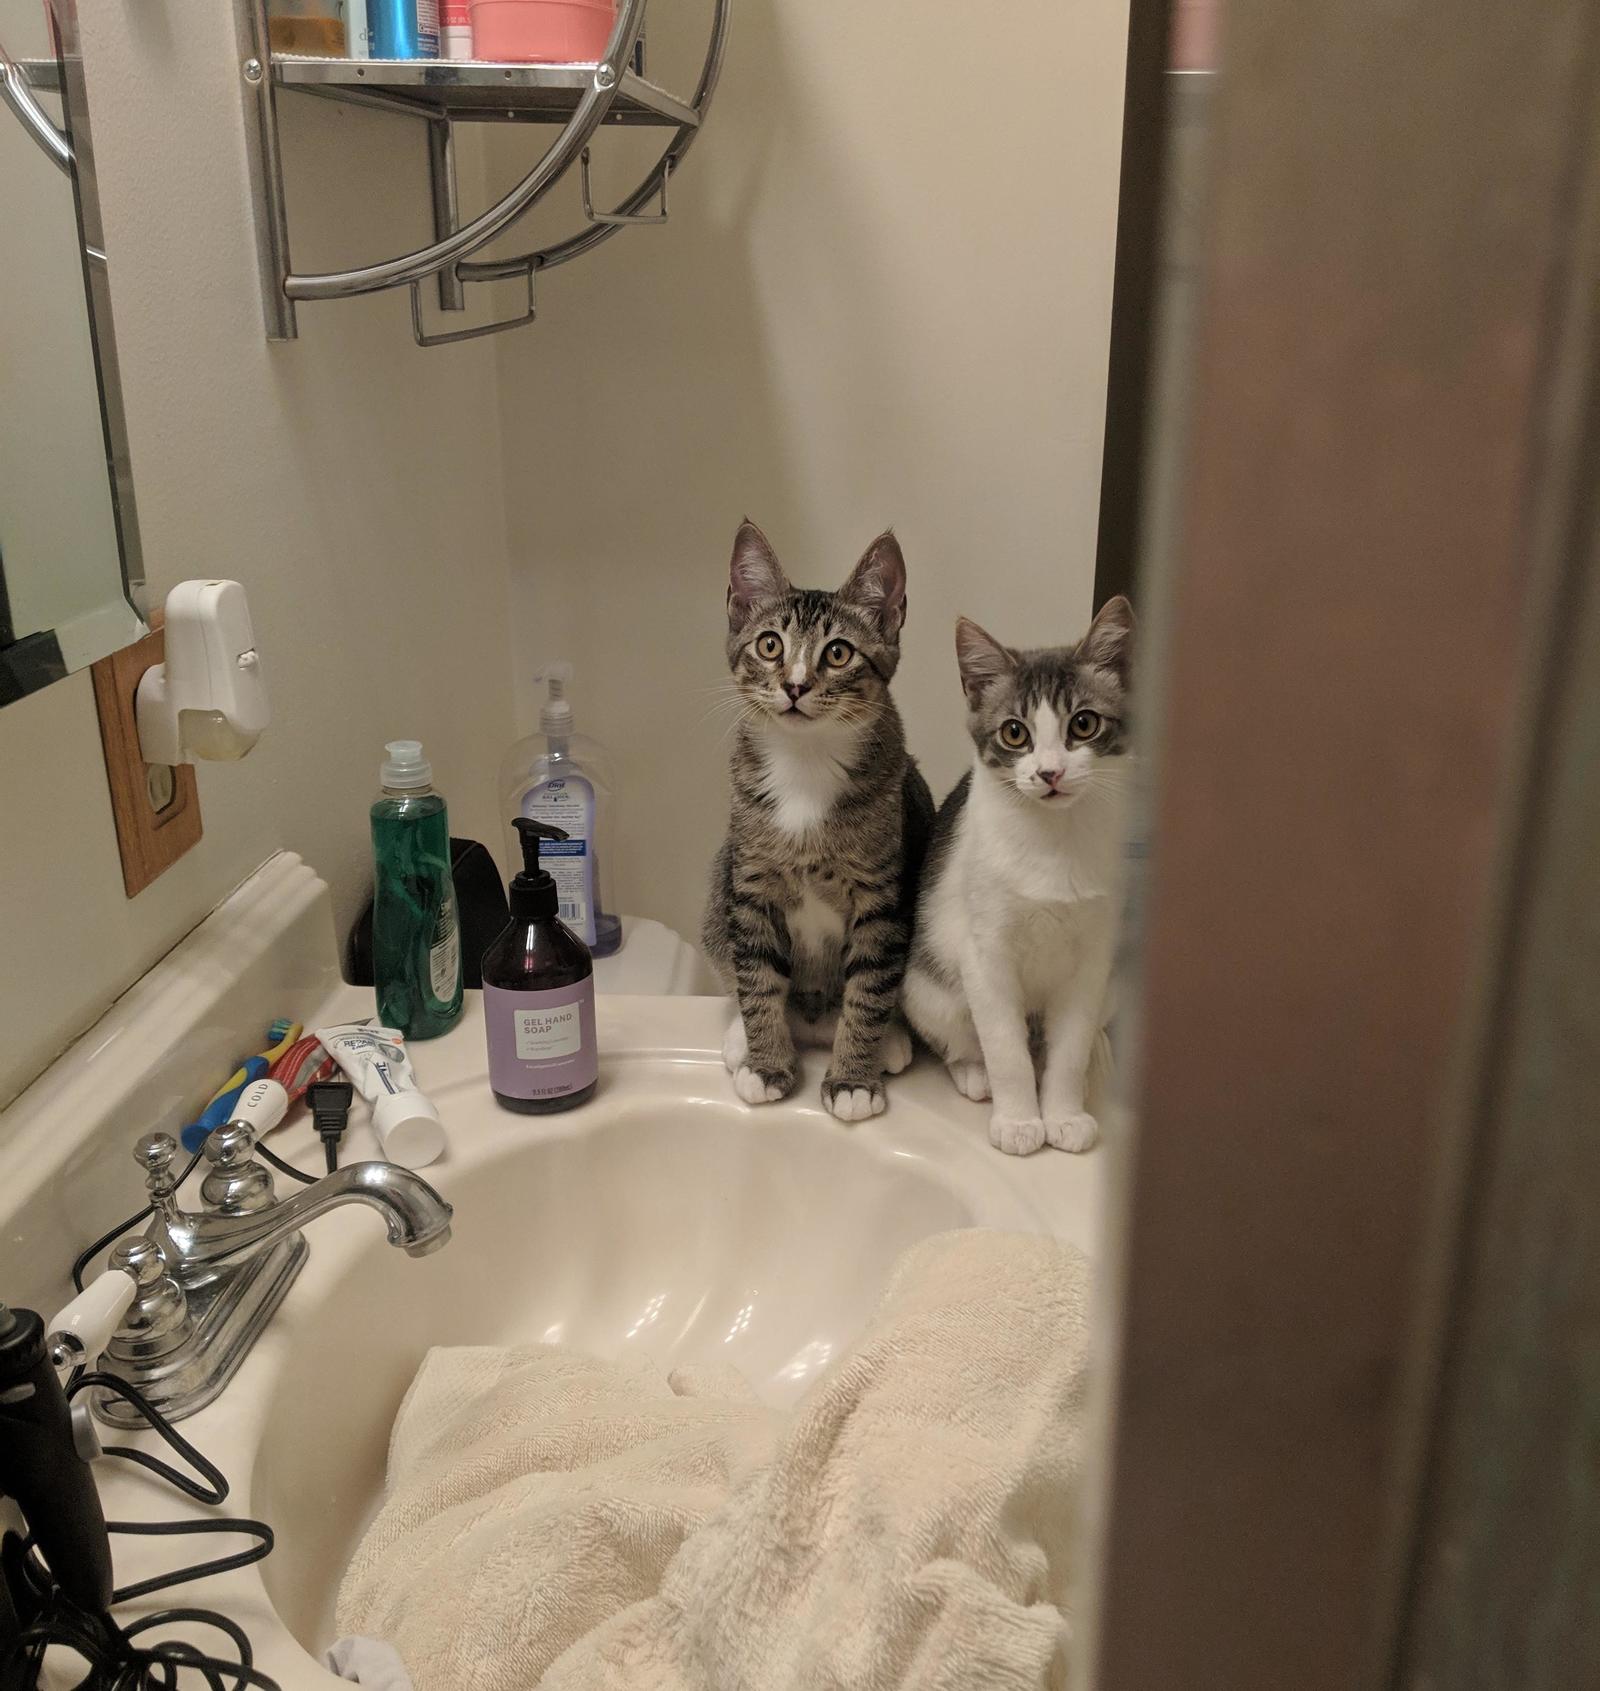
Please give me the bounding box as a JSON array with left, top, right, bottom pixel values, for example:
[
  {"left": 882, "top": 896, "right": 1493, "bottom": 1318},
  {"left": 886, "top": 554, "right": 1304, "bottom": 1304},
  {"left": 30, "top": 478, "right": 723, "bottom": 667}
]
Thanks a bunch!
[
  {"left": 998, "top": 719, "right": 1031, "bottom": 750},
  {"left": 1068, "top": 709, "right": 1103, "bottom": 741},
  {"left": 822, "top": 639, "right": 855, "bottom": 669},
  {"left": 755, "top": 632, "right": 783, "bottom": 661}
]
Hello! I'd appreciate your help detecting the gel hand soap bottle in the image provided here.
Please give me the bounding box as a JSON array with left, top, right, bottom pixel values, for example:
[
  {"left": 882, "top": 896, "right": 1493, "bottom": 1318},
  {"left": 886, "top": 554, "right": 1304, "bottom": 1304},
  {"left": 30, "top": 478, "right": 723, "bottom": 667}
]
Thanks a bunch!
[
  {"left": 371, "top": 740, "right": 464, "bottom": 1040},
  {"left": 497, "top": 662, "right": 622, "bottom": 958},
  {"left": 482, "top": 818, "right": 598, "bottom": 1113}
]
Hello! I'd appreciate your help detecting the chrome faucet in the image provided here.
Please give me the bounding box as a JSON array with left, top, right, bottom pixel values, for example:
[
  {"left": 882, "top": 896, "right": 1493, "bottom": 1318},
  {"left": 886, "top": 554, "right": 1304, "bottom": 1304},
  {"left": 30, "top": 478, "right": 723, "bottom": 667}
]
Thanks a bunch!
[{"left": 90, "top": 1122, "right": 452, "bottom": 1428}]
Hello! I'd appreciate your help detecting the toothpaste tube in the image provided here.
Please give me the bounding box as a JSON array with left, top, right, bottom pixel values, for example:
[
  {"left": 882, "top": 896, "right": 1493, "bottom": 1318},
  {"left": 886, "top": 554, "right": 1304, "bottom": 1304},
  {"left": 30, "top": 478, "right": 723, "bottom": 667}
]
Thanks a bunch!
[{"left": 315, "top": 1021, "right": 445, "bottom": 1169}]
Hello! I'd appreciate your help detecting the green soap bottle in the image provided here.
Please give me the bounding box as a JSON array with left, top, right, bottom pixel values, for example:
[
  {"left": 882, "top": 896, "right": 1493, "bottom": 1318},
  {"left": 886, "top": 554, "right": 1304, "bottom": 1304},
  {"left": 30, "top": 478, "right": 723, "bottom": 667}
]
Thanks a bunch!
[{"left": 371, "top": 739, "right": 464, "bottom": 1039}]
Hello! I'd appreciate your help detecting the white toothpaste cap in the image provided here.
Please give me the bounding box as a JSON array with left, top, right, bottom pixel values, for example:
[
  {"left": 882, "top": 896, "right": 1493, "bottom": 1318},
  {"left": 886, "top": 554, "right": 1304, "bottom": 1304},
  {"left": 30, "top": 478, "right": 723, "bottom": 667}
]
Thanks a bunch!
[{"left": 372, "top": 1089, "right": 445, "bottom": 1169}]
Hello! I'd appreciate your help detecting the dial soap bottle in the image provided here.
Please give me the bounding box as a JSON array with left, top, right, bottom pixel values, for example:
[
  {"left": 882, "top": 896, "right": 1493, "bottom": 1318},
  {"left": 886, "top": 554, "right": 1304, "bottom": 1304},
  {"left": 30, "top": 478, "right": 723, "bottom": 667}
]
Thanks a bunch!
[
  {"left": 482, "top": 818, "right": 598, "bottom": 1113},
  {"left": 498, "top": 663, "right": 622, "bottom": 957}
]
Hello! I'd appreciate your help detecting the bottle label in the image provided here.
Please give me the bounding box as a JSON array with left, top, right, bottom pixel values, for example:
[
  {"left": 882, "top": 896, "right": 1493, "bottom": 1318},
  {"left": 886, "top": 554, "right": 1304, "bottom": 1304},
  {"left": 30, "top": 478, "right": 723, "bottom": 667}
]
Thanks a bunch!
[
  {"left": 429, "top": 889, "right": 461, "bottom": 1002},
  {"left": 485, "top": 979, "right": 598, "bottom": 1101},
  {"left": 522, "top": 776, "right": 598, "bottom": 946}
]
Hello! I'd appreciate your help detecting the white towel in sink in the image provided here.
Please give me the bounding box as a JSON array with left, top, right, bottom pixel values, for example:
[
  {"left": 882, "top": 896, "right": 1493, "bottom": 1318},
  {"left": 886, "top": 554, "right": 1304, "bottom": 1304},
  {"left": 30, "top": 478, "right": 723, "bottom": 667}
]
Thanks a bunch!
[
  {"left": 337, "top": 1229, "right": 1092, "bottom": 1691},
  {"left": 335, "top": 1349, "right": 782, "bottom": 1688}
]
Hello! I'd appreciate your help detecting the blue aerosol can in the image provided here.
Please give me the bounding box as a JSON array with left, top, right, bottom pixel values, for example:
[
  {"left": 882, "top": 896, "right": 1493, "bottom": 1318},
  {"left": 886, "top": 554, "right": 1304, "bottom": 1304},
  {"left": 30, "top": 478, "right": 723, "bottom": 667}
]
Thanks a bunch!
[{"left": 368, "top": 0, "right": 438, "bottom": 58}]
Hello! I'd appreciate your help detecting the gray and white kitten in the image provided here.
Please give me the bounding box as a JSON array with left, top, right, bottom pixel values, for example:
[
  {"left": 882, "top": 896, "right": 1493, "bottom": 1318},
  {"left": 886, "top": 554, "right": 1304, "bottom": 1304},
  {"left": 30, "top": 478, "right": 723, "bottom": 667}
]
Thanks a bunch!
[
  {"left": 903, "top": 598, "right": 1135, "bottom": 1155},
  {"left": 703, "top": 521, "right": 935, "bottom": 1122}
]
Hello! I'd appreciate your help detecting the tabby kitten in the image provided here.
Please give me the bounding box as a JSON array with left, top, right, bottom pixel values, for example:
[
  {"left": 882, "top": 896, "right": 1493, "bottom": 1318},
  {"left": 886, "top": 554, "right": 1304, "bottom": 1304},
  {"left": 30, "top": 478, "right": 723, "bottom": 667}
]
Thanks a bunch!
[
  {"left": 903, "top": 598, "right": 1135, "bottom": 1156},
  {"left": 704, "top": 521, "right": 934, "bottom": 1122}
]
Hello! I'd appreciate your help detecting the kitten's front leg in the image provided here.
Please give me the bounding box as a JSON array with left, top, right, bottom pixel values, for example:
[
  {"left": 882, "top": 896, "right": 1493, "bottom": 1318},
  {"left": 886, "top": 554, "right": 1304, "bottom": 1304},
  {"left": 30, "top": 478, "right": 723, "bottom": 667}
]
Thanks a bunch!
[
  {"left": 730, "top": 889, "right": 798, "bottom": 1105},
  {"left": 960, "top": 939, "right": 1043, "bottom": 1155},
  {"left": 823, "top": 890, "right": 907, "bottom": 1122},
  {"left": 1038, "top": 913, "right": 1113, "bottom": 1153}
]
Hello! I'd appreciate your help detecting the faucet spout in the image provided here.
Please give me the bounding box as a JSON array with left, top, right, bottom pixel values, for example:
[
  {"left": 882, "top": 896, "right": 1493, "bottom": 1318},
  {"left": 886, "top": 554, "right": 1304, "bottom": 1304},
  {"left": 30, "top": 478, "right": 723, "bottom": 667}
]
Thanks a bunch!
[{"left": 161, "top": 1160, "right": 453, "bottom": 1273}]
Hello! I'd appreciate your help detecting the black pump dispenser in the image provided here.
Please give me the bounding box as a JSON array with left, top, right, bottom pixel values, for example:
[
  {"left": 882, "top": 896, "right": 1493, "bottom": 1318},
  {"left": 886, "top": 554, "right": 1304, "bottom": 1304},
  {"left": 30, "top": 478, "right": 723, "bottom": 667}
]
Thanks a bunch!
[{"left": 509, "top": 817, "right": 566, "bottom": 920}]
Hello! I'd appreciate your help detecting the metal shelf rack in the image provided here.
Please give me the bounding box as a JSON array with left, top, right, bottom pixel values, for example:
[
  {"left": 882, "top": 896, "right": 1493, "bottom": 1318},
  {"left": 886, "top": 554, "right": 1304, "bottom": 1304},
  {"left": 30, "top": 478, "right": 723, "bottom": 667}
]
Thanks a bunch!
[{"left": 234, "top": 0, "right": 729, "bottom": 346}]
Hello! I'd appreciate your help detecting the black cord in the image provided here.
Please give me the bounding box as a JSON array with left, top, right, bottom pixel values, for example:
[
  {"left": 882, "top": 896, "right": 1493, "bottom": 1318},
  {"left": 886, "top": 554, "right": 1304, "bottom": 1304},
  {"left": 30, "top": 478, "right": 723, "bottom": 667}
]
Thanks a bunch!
[
  {"left": 70, "top": 1373, "right": 229, "bottom": 1506},
  {"left": 106, "top": 1519, "right": 276, "bottom": 1605},
  {"left": 16, "top": 1602, "right": 281, "bottom": 1690},
  {"left": 253, "top": 1145, "right": 318, "bottom": 1186}
]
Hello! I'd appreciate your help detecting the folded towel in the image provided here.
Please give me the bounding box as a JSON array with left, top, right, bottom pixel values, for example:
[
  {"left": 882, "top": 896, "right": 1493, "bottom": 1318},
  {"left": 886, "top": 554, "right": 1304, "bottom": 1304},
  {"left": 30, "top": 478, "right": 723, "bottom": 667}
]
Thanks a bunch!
[{"left": 337, "top": 1229, "right": 1092, "bottom": 1691}]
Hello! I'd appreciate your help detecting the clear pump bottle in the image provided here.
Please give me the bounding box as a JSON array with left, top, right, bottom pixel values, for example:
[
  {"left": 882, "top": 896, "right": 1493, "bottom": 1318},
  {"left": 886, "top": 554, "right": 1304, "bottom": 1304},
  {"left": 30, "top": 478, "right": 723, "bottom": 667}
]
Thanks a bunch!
[{"left": 497, "top": 664, "right": 622, "bottom": 957}]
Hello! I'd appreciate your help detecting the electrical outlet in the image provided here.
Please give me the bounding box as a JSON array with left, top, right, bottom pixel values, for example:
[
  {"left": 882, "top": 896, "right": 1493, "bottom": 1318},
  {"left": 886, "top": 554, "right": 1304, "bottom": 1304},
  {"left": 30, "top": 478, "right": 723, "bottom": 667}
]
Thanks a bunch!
[{"left": 90, "top": 615, "right": 203, "bottom": 897}]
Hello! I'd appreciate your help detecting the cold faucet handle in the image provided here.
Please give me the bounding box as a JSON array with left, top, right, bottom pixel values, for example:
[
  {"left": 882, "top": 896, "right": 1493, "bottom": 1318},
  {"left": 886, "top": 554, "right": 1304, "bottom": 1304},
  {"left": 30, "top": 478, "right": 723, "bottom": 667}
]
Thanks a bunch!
[
  {"left": 203, "top": 1122, "right": 257, "bottom": 1168},
  {"left": 134, "top": 1132, "right": 179, "bottom": 1196},
  {"left": 200, "top": 1121, "right": 275, "bottom": 1217}
]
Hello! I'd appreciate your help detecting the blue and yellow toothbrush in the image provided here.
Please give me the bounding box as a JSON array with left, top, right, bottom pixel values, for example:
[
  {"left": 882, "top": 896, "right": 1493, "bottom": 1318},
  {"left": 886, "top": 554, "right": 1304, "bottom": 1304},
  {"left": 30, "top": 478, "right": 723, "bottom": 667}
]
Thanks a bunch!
[{"left": 179, "top": 1019, "right": 300, "bottom": 1152}]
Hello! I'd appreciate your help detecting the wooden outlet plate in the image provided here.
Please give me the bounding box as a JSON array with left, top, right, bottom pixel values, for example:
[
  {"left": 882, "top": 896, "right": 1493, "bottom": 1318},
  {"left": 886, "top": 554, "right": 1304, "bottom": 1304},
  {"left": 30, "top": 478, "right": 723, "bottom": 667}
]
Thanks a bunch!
[{"left": 90, "top": 613, "right": 203, "bottom": 897}]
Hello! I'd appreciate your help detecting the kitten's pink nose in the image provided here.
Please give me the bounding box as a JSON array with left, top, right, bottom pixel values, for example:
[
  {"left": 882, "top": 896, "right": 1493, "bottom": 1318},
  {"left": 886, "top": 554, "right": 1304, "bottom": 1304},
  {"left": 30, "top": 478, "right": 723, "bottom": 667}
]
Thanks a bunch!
[
  {"left": 783, "top": 680, "right": 813, "bottom": 703},
  {"left": 1038, "top": 767, "right": 1065, "bottom": 787}
]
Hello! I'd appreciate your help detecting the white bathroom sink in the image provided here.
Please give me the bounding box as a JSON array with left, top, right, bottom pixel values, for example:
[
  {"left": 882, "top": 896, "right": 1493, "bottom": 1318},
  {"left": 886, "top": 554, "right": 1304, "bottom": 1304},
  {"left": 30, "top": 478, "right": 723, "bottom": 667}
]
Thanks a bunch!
[
  {"left": 239, "top": 992, "right": 1097, "bottom": 1674},
  {"left": 0, "top": 862, "right": 1099, "bottom": 1690}
]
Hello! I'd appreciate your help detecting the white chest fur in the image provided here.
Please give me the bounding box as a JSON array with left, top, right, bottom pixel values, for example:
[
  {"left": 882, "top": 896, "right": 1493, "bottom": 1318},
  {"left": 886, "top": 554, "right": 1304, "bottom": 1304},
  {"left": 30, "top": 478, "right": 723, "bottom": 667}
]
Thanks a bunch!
[
  {"left": 962, "top": 762, "right": 1127, "bottom": 910},
  {"left": 755, "top": 722, "right": 858, "bottom": 838},
  {"left": 914, "top": 762, "right": 1130, "bottom": 1012},
  {"left": 790, "top": 885, "right": 846, "bottom": 958}
]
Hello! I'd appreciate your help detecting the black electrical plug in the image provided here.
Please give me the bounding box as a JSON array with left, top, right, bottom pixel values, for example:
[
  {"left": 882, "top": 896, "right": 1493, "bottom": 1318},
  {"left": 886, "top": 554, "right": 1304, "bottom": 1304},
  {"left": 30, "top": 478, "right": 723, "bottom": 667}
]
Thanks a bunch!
[{"left": 306, "top": 1080, "right": 354, "bottom": 1174}]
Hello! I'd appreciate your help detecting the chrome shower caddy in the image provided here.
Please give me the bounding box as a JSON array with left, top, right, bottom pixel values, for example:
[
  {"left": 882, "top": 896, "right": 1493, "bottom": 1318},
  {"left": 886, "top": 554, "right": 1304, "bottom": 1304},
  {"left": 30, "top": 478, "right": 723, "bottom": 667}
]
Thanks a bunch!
[{"left": 234, "top": 0, "right": 729, "bottom": 346}]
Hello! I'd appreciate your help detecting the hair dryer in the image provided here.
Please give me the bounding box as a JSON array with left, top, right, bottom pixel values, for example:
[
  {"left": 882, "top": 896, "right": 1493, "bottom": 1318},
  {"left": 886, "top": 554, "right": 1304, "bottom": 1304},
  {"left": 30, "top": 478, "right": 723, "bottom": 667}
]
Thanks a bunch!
[{"left": 0, "top": 1302, "right": 112, "bottom": 1615}]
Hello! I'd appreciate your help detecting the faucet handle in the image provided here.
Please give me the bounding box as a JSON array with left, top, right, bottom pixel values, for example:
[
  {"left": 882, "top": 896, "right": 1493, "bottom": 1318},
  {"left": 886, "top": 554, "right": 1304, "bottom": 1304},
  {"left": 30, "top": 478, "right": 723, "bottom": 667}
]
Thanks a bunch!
[
  {"left": 110, "top": 1236, "right": 169, "bottom": 1288},
  {"left": 134, "top": 1132, "right": 179, "bottom": 1197},
  {"left": 203, "top": 1122, "right": 257, "bottom": 1168},
  {"left": 105, "top": 1237, "right": 190, "bottom": 1360},
  {"left": 200, "top": 1121, "right": 276, "bottom": 1217}
]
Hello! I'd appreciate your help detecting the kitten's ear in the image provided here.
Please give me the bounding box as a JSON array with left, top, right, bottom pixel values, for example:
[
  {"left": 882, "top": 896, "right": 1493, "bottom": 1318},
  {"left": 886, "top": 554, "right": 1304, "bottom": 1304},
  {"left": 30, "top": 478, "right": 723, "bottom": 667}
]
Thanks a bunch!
[
  {"left": 1079, "top": 595, "right": 1135, "bottom": 679},
  {"left": 955, "top": 617, "right": 1016, "bottom": 703},
  {"left": 839, "top": 531, "right": 908, "bottom": 638},
  {"left": 727, "top": 520, "right": 789, "bottom": 628}
]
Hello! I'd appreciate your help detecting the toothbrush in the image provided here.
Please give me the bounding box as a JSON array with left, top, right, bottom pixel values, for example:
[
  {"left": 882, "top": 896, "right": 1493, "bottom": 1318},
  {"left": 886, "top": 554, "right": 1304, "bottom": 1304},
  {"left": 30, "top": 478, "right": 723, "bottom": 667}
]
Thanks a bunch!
[
  {"left": 270, "top": 1032, "right": 338, "bottom": 1105},
  {"left": 179, "top": 1019, "right": 300, "bottom": 1152},
  {"left": 205, "top": 1019, "right": 300, "bottom": 1106}
]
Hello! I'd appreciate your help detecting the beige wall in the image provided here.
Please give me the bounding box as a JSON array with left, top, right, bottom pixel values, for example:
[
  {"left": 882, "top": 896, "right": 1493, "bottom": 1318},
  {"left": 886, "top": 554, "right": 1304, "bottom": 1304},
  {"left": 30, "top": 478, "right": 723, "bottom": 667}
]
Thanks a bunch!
[
  {"left": 0, "top": 4, "right": 514, "bottom": 1106},
  {"left": 491, "top": 0, "right": 1129, "bottom": 943},
  {"left": 0, "top": 0, "right": 1127, "bottom": 1104}
]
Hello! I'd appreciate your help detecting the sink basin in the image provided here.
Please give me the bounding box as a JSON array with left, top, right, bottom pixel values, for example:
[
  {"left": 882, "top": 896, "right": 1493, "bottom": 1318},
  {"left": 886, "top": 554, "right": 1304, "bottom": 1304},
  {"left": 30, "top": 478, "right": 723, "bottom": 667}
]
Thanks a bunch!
[
  {"left": 253, "top": 1093, "right": 982, "bottom": 1655},
  {"left": 29, "top": 986, "right": 1101, "bottom": 1689}
]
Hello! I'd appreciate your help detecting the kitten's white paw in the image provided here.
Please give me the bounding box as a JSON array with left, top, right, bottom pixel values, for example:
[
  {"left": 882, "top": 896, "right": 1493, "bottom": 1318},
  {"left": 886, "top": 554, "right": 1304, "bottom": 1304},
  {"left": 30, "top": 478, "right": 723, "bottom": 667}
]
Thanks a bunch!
[
  {"left": 879, "top": 1023, "right": 914, "bottom": 1076},
  {"left": 721, "top": 1016, "right": 748, "bottom": 1074},
  {"left": 948, "top": 1058, "right": 991, "bottom": 1102},
  {"left": 733, "top": 1065, "right": 791, "bottom": 1106},
  {"left": 1045, "top": 1111, "right": 1100, "bottom": 1154},
  {"left": 989, "top": 1112, "right": 1046, "bottom": 1156},
  {"left": 824, "top": 1083, "right": 887, "bottom": 1123}
]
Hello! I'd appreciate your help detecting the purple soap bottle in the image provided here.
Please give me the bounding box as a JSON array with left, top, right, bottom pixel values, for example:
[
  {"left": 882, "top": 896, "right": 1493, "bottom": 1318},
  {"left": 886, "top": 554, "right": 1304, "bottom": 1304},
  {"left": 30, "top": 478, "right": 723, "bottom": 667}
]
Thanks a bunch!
[{"left": 482, "top": 818, "right": 598, "bottom": 1113}]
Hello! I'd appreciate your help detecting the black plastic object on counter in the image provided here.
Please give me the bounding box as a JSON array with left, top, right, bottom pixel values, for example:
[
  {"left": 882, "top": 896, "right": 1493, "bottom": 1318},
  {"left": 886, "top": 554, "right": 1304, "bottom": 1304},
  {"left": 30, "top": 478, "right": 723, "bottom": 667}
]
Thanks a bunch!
[
  {"left": 481, "top": 819, "right": 598, "bottom": 1114},
  {"left": 347, "top": 836, "right": 510, "bottom": 991},
  {"left": 307, "top": 1079, "right": 355, "bottom": 1173},
  {"left": 0, "top": 1303, "right": 113, "bottom": 1618}
]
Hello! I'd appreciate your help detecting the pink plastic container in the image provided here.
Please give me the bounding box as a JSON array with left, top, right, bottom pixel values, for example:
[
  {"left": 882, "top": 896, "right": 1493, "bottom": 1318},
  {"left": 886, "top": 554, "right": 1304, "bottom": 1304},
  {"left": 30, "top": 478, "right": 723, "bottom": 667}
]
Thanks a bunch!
[{"left": 468, "top": 0, "right": 615, "bottom": 62}]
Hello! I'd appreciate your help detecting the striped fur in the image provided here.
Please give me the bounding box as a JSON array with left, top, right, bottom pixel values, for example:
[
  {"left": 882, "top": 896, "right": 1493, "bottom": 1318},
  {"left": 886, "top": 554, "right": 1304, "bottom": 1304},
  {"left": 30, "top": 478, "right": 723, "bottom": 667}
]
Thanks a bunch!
[{"left": 703, "top": 521, "right": 934, "bottom": 1122}]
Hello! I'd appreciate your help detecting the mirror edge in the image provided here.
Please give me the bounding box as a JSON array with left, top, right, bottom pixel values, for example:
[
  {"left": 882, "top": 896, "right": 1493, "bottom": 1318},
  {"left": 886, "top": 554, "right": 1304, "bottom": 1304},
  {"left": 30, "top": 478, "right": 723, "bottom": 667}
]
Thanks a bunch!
[{"left": 0, "top": 0, "right": 148, "bottom": 708}]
